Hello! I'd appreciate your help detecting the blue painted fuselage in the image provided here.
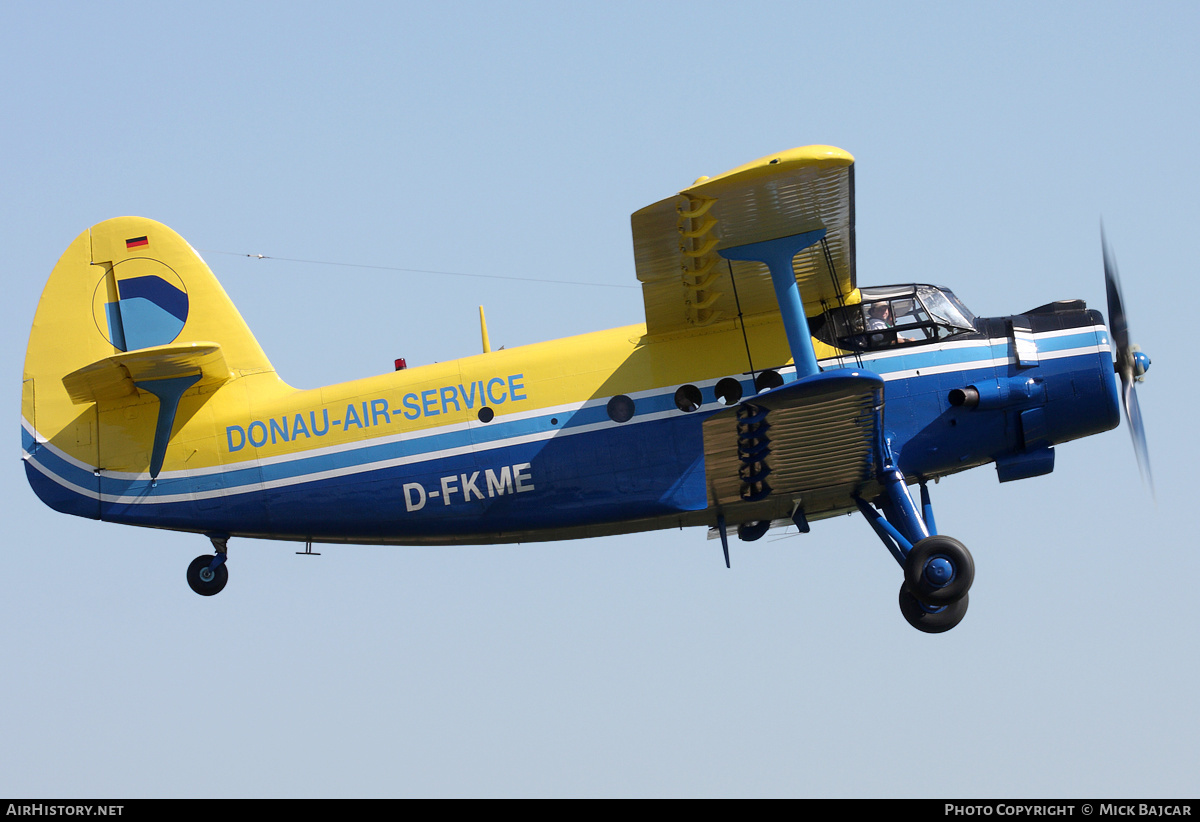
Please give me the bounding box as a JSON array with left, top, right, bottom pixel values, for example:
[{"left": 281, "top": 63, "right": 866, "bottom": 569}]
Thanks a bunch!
[{"left": 23, "top": 305, "right": 1119, "bottom": 545}]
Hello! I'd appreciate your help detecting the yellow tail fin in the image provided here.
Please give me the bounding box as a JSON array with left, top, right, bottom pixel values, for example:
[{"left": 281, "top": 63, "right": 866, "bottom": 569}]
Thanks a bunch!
[{"left": 23, "top": 217, "right": 276, "bottom": 489}]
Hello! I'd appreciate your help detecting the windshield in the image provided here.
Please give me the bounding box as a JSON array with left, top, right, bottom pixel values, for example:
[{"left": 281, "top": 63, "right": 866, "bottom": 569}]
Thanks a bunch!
[
  {"left": 813, "top": 284, "right": 978, "bottom": 352},
  {"left": 917, "top": 285, "right": 975, "bottom": 329}
]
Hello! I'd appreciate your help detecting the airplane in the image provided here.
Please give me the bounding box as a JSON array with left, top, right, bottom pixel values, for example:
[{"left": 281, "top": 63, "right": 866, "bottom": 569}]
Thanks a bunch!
[{"left": 20, "top": 145, "right": 1152, "bottom": 633}]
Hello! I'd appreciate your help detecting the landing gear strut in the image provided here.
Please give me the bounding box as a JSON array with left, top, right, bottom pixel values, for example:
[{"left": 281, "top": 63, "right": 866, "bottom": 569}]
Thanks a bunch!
[
  {"left": 186, "top": 534, "right": 229, "bottom": 597},
  {"left": 857, "top": 469, "right": 975, "bottom": 633}
]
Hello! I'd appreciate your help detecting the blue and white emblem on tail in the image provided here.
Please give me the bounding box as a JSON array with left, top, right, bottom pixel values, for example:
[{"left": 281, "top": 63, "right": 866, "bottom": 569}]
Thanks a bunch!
[{"left": 92, "top": 258, "right": 189, "bottom": 351}]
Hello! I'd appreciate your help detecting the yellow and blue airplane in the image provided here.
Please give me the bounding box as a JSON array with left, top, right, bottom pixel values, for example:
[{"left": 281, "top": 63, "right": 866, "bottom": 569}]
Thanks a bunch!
[{"left": 20, "top": 145, "right": 1151, "bottom": 632}]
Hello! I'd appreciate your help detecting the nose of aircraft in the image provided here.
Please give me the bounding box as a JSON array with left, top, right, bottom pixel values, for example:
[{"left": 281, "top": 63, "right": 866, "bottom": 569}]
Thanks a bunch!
[{"left": 1133, "top": 349, "right": 1151, "bottom": 379}]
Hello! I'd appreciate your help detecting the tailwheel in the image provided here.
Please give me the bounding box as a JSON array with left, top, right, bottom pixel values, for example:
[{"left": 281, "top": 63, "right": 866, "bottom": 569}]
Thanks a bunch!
[
  {"left": 187, "top": 554, "right": 228, "bottom": 596},
  {"left": 903, "top": 535, "right": 974, "bottom": 605},
  {"left": 899, "top": 584, "right": 968, "bottom": 633}
]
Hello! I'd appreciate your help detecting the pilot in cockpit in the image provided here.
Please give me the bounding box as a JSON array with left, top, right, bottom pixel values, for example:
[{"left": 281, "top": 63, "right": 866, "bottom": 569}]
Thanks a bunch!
[
  {"left": 864, "top": 302, "right": 911, "bottom": 345},
  {"left": 865, "top": 302, "right": 892, "bottom": 332}
]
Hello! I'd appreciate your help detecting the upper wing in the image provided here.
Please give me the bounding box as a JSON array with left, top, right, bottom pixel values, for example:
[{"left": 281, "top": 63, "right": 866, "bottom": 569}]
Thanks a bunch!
[{"left": 632, "top": 145, "right": 856, "bottom": 337}]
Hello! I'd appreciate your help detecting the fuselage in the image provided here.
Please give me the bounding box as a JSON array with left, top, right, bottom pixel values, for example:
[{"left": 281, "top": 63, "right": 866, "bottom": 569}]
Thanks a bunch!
[{"left": 23, "top": 286, "right": 1120, "bottom": 545}]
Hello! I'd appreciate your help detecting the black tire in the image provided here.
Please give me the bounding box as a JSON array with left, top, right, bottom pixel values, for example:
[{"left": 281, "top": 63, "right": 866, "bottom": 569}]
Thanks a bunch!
[
  {"left": 187, "top": 554, "right": 228, "bottom": 596},
  {"left": 737, "top": 521, "right": 770, "bottom": 542},
  {"left": 903, "top": 535, "right": 974, "bottom": 605},
  {"left": 899, "top": 585, "right": 968, "bottom": 633}
]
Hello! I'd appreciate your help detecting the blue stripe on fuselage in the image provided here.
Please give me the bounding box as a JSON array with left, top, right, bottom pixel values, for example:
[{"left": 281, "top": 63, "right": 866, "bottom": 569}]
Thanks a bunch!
[{"left": 23, "top": 327, "right": 1113, "bottom": 538}]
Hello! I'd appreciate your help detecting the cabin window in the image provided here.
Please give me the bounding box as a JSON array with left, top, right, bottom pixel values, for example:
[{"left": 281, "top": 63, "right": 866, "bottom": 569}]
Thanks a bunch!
[
  {"left": 714, "top": 377, "right": 743, "bottom": 406},
  {"left": 812, "top": 284, "right": 977, "bottom": 352},
  {"left": 674, "top": 384, "right": 702, "bottom": 412},
  {"left": 755, "top": 370, "right": 784, "bottom": 393},
  {"left": 607, "top": 394, "right": 635, "bottom": 423}
]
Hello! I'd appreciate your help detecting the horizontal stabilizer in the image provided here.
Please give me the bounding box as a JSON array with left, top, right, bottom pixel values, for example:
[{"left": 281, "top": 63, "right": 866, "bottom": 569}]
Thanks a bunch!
[{"left": 62, "top": 342, "right": 229, "bottom": 405}]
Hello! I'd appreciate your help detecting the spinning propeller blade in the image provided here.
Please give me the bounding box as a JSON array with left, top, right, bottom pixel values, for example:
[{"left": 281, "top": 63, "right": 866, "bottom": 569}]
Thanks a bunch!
[{"left": 1102, "top": 227, "right": 1154, "bottom": 494}]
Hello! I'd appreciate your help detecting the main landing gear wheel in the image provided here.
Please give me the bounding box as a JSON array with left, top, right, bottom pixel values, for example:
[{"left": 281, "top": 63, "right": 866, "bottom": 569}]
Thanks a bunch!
[
  {"left": 187, "top": 554, "right": 228, "bottom": 596},
  {"left": 899, "top": 584, "right": 969, "bottom": 633},
  {"left": 903, "top": 535, "right": 974, "bottom": 605}
]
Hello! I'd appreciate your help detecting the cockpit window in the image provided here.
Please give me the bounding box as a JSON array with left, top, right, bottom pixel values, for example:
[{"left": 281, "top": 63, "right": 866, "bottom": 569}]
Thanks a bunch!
[
  {"left": 917, "top": 285, "right": 975, "bottom": 330},
  {"left": 812, "top": 284, "right": 978, "bottom": 352}
]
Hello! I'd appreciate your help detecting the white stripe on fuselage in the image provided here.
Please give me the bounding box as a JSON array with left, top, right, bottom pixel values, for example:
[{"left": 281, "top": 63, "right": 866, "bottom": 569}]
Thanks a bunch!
[{"left": 24, "top": 326, "right": 1110, "bottom": 505}]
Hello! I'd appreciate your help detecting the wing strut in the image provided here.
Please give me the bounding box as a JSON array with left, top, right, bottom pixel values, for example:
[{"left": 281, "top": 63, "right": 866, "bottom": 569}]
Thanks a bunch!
[{"left": 719, "top": 229, "right": 827, "bottom": 380}]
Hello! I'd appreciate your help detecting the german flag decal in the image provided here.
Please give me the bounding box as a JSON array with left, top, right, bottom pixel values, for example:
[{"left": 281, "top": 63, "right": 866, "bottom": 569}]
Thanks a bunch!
[{"left": 125, "top": 236, "right": 149, "bottom": 249}]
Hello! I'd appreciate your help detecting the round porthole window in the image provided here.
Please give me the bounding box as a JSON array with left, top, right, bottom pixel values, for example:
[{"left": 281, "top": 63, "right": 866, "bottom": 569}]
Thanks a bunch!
[
  {"left": 714, "top": 377, "right": 743, "bottom": 406},
  {"left": 607, "top": 394, "right": 635, "bottom": 423},
  {"left": 674, "top": 384, "right": 702, "bottom": 412},
  {"left": 755, "top": 370, "right": 784, "bottom": 393}
]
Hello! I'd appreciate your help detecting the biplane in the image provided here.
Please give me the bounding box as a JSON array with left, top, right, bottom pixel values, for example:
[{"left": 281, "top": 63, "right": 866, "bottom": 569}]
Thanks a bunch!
[{"left": 21, "top": 145, "right": 1151, "bottom": 632}]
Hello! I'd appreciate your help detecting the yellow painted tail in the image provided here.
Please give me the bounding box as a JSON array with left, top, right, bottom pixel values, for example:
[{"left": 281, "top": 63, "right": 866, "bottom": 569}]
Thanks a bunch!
[{"left": 22, "top": 217, "right": 276, "bottom": 485}]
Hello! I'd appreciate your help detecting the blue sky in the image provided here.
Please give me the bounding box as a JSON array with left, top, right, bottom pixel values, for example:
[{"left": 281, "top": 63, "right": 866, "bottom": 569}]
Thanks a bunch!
[{"left": 3, "top": 1, "right": 1198, "bottom": 797}]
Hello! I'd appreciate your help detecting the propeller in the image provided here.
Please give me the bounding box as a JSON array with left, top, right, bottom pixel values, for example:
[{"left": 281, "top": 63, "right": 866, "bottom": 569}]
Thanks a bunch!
[{"left": 1102, "top": 227, "right": 1154, "bottom": 495}]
